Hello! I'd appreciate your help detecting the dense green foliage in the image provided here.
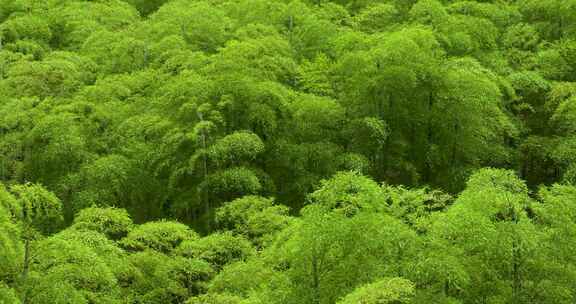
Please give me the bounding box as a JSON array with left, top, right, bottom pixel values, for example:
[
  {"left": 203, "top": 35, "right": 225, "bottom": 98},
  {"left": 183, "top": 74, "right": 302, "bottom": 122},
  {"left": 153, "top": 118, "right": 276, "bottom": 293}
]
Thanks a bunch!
[{"left": 1, "top": 0, "right": 576, "bottom": 303}]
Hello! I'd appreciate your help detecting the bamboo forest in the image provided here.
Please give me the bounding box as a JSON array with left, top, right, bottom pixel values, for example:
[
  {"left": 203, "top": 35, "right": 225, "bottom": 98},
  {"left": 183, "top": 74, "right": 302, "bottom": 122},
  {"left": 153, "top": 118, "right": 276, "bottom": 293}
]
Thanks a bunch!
[{"left": 1, "top": 0, "right": 576, "bottom": 303}]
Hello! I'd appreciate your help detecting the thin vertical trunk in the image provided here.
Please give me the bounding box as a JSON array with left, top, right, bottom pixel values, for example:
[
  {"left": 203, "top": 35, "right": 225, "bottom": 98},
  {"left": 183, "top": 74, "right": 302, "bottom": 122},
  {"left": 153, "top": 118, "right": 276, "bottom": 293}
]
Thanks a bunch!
[
  {"left": 511, "top": 209, "right": 522, "bottom": 303},
  {"left": 287, "top": 16, "right": 294, "bottom": 44},
  {"left": 197, "top": 113, "right": 211, "bottom": 230},
  {"left": 511, "top": 238, "right": 522, "bottom": 302},
  {"left": 0, "top": 36, "right": 3, "bottom": 80},
  {"left": 380, "top": 92, "right": 393, "bottom": 179},
  {"left": 311, "top": 254, "right": 321, "bottom": 304},
  {"left": 143, "top": 46, "right": 149, "bottom": 69},
  {"left": 180, "top": 23, "right": 189, "bottom": 44},
  {"left": 201, "top": 134, "right": 210, "bottom": 231},
  {"left": 409, "top": 123, "right": 416, "bottom": 162},
  {"left": 396, "top": 244, "right": 403, "bottom": 276},
  {"left": 22, "top": 143, "right": 30, "bottom": 183},
  {"left": 451, "top": 121, "right": 459, "bottom": 165},
  {"left": 64, "top": 188, "right": 73, "bottom": 225},
  {"left": 21, "top": 239, "right": 31, "bottom": 304},
  {"left": 557, "top": 6, "right": 564, "bottom": 39},
  {"left": 425, "top": 91, "right": 435, "bottom": 182}
]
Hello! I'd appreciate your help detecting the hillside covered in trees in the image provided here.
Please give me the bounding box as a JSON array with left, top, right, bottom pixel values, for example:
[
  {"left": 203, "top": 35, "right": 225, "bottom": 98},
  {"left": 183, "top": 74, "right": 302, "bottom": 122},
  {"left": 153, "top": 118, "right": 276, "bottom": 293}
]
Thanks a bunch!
[{"left": 1, "top": 0, "right": 576, "bottom": 303}]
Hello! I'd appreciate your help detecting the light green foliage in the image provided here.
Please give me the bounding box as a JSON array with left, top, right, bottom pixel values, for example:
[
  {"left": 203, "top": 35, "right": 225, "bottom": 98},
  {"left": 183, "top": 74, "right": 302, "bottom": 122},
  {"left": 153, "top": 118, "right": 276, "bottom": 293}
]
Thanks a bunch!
[
  {"left": 199, "top": 167, "right": 263, "bottom": 202},
  {"left": 3, "top": 55, "right": 86, "bottom": 98},
  {"left": 519, "top": 0, "right": 576, "bottom": 40},
  {"left": 354, "top": 4, "right": 399, "bottom": 33},
  {"left": 551, "top": 96, "right": 576, "bottom": 134},
  {"left": 528, "top": 185, "right": 576, "bottom": 303},
  {"left": 290, "top": 95, "right": 345, "bottom": 142},
  {"left": 120, "top": 220, "right": 199, "bottom": 254},
  {"left": 429, "top": 169, "right": 569, "bottom": 303},
  {"left": 82, "top": 31, "right": 148, "bottom": 75},
  {"left": 447, "top": 1, "right": 521, "bottom": 30},
  {"left": 383, "top": 185, "right": 452, "bottom": 232},
  {"left": 410, "top": 0, "right": 449, "bottom": 26},
  {"left": 434, "top": 58, "right": 517, "bottom": 169},
  {"left": 27, "top": 237, "right": 121, "bottom": 303},
  {"left": 297, "top": 54, "right": 334, "bottom": 96},
  {"left": 0, "top": 183, "right": 18, "bottom": 220},
  {"left": 50, "top": 228, "right": 134, "bottom": 286},
  {"left": 0, "top": 283, "right": 20, "bottom": 304},
  {"left": 8, "top": 182, "right": 63, "bottom": 235},
  {"left": 71, "top": 207, "right": 133, "bottom": 240},
  {"left": 216, "top": 196, "right": 292, "bottom": 246},
  {"left": 308, "top": 171, "right": 386, "bottom": 216},
  {"left": 70, "top": 155, "right": 134, "bottom": 211},
  {"left": 503, "top": 23, "right": 540, "bottom": 51},
  {"left": 209, "top": 259, "right": 290, "bottom": 299},
  {"left": 0, "top": 0, "right": 575, "bottom": 303},
  {"left": 127, "top": 251, "right": 214, "bottom": 303},
  {"left": 535, "top": 184, "right": 576, "bottom": 259},
  {"left": 24, "top": 113, "right": 92, "bottom": 189},
  {"left": 0, "top": 15, "right": 51, "bottom": 45},
  {"left": 271, "top": 204, "right": 419, "bottom": 304},
  {"left": 53, "top": 229, "right": 125, "bottom": 260},
  {"left": 49, "top": 0, "right": 139, "bottom": 49},
  {"left": 0, "top": 198, "right": 22, "bottom": 282},
  {"left": 508, "top": 71, "right": 550, "bottom": 127},
  {"left": 337, "top": 277, "right": 415, "bottom": 304},
  {"left": 186, "top": 293, "right": 244, "bottom": 304},
  {"left": 280, "top": 2, "right": 341, "bottom": 59},
  {"left": 208, "top": 132, "right": 265, "bottom": 167},
  {"left": 207, "top": 34, "right": 296, "bottom": 83},
  {"left": 149, "top": 0, "right": 234, "bottom": 52},
  {"left": 177, "top": 232, "right": 255, "bottom": 271}
]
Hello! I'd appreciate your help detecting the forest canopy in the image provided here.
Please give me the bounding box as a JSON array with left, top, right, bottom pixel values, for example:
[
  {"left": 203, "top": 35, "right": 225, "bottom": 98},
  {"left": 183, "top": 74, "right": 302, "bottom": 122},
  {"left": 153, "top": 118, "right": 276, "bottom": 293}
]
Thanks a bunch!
[{"left": 1, "top": 0, "right": 576, "bottom": 303}]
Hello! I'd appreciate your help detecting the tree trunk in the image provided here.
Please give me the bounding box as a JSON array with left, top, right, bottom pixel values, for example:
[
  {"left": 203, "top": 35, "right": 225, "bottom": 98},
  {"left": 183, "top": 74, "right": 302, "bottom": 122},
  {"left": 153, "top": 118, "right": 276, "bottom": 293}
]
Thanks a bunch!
[
  {"left": 311, "top": 254, "right": 321, "bottom": 304},
  {"left": 512, "top": 238, "right": 522, "bottom": 302},
  {"left": 451, "top": 121, "right": 459, "bottom": 165},
  {"left": 197, "top": 113, "right": 211, "bottom": 231},
  {"left": 21, "top": 239, "right": 31, "bottom": 304},
  {"left": 425, "top": 91, "right": 434, "bottom": 182}
]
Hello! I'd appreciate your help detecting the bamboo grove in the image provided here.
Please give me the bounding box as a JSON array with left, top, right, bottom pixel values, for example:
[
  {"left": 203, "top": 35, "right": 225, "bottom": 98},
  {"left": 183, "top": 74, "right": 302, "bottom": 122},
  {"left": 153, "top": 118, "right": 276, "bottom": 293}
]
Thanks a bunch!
[{"left": 1, "top": 0, "right": 576, "bottom": 303}]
